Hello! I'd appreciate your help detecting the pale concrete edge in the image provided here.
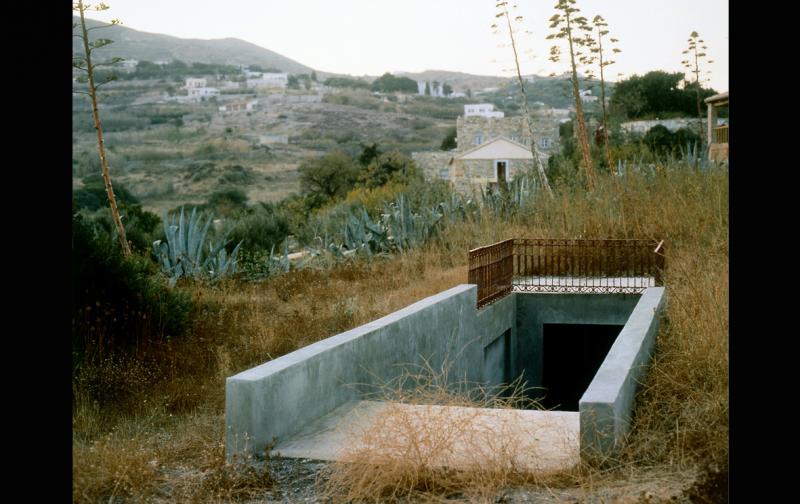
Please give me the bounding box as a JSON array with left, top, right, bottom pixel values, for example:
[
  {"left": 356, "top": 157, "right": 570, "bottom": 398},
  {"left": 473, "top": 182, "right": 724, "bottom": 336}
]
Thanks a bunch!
[
  {"left": 578, "top": 287, "right": 666, "bottom": 457},
  {"left": 227, "top": 284, "right": 477, "bottom": 384}
]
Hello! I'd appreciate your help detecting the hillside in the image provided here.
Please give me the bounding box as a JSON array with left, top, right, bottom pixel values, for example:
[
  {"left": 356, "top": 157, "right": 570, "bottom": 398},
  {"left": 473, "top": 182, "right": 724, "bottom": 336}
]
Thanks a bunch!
[
  {"left": 395, "top": 70, "right": 511, "bottom": 93},
  {"left": 73, "top": 16, "right": 314, "bottom": 74}
]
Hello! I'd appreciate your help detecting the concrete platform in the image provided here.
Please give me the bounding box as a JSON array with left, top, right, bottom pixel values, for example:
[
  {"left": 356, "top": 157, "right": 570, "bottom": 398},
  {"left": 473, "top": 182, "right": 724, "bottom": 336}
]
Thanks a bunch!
[{"left": 271, "top": 400, "right": 579, "bottom": 475}]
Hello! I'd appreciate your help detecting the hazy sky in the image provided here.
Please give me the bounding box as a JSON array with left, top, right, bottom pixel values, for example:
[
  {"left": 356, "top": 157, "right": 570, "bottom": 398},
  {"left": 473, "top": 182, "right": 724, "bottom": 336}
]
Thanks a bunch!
[{"left": 84, "top": 0, "right": 729, "bottom": 91}]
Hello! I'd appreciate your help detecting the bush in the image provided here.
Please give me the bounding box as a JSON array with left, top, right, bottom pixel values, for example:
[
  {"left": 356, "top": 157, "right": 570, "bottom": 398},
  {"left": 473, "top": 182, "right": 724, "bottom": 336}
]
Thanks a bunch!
[
  {"left": 206, "top": 188, "right": 249, "bottom": 217},
  {"left": 72, "top": 210, "right": 193, "bottom": 364},
  {"left": 90, "top": 204, "right": 162, "bottom": 254},
  {"left": 357, "top": 150, "right": 422, "bottom": 189},
  {"left": 643, "top": 125, "right": 700, "bottom": 156},
  {"left": 298, "top": 151, "right": 362, "bottom": 208},
  {"left": 228, "top": 203, "right": 291, "bottom": 252},
  {"left": 73, "top": 176, "right": 140, "bottom": 212}
]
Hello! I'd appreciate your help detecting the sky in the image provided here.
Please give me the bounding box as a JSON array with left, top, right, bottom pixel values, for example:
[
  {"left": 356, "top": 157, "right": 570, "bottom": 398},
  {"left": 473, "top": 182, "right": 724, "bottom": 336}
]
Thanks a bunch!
[{"left": 84, "top": 0, "right": 729, "bottom": 91}]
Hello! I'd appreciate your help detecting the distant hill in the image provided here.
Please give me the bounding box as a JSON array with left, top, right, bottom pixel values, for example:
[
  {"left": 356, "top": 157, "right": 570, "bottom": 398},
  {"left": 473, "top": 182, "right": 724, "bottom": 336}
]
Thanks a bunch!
[
  {"left": 395, "top": 70, "right": 511, "bottom": 93},
  {"left": 73, "top": 16, "right": 314, "bottom": 74}
]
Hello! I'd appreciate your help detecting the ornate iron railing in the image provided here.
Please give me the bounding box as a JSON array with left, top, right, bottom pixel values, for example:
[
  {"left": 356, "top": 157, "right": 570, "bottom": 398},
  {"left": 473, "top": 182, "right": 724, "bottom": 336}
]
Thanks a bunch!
[{"left": 468, "top": 238, "right": 665, "bottom": 308}]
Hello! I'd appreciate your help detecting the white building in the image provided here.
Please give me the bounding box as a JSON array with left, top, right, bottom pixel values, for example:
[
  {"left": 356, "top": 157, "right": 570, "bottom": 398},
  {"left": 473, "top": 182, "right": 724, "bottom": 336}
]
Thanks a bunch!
[
  {"left": 188, "top": 87, "right": 220, "bottom": 100},
  {"left": 579, "top": 89, "right": 598, "bottom": 103},
  {"left": 218, "top": 99, "right": 258, "bottom": 113},
  {"left": 246, "top": 73, "right": 288, "bottom": 89},
  {"left": 116, "top": 59, "right": 138, "bottom": 73},
  {"left": 464, "top": 103, "right": 505, "bottom": 118},
  {"left": 185, "top": 78, "right": 207, "bottom": 89}
]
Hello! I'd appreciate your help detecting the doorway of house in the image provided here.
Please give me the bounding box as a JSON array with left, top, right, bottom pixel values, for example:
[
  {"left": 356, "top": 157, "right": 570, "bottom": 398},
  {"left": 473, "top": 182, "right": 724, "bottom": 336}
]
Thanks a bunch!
[{"left": 495, "top": 160, "right": 507, "bottom": 183}]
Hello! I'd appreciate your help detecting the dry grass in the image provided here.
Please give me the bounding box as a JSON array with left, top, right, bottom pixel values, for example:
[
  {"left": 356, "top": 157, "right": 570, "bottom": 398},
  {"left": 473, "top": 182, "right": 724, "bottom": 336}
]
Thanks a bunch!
[
  {"left": 317, "top": 363, "right": 577, "bottom": 503},
  {"left": 72, "top": 166, "right": 728, "bottom": 502}
]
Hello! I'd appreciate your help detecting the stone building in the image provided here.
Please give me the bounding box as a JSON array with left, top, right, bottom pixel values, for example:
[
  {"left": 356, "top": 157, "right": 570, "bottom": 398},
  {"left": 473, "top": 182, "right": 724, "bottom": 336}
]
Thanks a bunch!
[
  {"left": 450, "top": 137, "right": 534, "bottom": 193},
  {"left": 413, "top": 106, "right": 563, "bottom": 194}
]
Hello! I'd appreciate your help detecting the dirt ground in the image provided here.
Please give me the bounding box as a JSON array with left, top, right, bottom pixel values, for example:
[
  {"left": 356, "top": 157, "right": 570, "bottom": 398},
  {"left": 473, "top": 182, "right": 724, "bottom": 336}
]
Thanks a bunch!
[{"left": 228, "top": 457, "right": 726, "bottom": 504}]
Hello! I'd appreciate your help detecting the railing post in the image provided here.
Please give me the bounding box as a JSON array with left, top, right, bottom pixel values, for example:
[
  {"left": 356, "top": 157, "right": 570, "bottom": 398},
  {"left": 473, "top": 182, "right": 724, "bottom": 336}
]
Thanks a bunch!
[{"left": 654, "top": 240, "right": 665, "bottom": 286}]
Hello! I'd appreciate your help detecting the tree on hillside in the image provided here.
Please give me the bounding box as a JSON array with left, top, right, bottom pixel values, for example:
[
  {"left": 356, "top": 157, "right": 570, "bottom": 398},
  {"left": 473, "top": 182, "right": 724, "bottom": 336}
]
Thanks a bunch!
[
  {"left": 324, "top": 76, "right": 370, "bottom": 90},
  {"left": 547, "top": 0, "right": 597, "bottom": 190},
  {"left": 440, "top": 127, "right": 457, "bottom": 150},
  {"left": 492, "top": 1, "right": 553, "bottom": 196},
  {"left": 298, "top": 151, "right": 361, "bottom": 208},
  {"left": 73, "top": 0, "right": 131, "bottom": 257},
  {"left": 357, "top": 151, "right": 421, "bottom": 189},
  {"left": 610, "top": 71, "right": 716, "bottom": 120},
  {"left": 358, "top": 143, "right": 382, "bottom": 167},
  {"left": 425, "top": 82, "right": 431, "bottom": 96},
  {"left": 442, "top": 83, "right": 453, "bottom": 97},
  {"left": 311, "top": 70, "right": 318, "bottom": 82},
  {"left": 681, "top": 31, "right": 714, "bottom": 143},
  {"left": 371, "top": 73, "right": 418, "bottom": 94}
]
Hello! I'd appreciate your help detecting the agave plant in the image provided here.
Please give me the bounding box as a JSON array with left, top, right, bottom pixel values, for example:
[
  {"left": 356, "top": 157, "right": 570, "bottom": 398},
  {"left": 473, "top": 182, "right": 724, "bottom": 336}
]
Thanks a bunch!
[
  {"left": 266, "top": 241, "right": 291, "bottom": 275},
  {"left": 153, "top": 207, "right": 242, "bottom": 286}
]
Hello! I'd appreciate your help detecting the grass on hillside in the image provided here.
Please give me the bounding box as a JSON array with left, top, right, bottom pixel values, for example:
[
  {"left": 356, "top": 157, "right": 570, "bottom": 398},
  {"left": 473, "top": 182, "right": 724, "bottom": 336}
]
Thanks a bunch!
[{"left": 72, "top": 166, "right": 728, "bottom": 503}]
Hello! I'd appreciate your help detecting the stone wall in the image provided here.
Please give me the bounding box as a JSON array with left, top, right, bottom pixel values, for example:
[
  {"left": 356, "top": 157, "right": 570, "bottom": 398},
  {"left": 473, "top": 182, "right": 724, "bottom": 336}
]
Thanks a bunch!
[
  {"left": 620, "top": 118, "right": 707, "bottom": 135},
  {"left": 456, "top": 114, "right": 560, "bottom": 155},
  {"left": 411, "top": 151, "right": 454, "bottom": 181}
]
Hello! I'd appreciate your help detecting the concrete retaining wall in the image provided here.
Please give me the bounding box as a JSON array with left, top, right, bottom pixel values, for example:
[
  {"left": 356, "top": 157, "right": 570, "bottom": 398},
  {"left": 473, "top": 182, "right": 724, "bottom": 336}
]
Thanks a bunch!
[
  {"left": 225, "top": 284, "right": 515, "bottom": 459},
  {"left": 226, "top": 286, "right": 665, "bottom": 462},
  {"left": 579, "top": 287, "right": 666, "bottom": 458}
]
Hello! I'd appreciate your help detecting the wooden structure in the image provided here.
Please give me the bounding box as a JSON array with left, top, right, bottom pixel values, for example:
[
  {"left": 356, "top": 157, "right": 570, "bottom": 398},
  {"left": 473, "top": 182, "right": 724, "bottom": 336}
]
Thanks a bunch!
[{"left": 705, "top": 91, "right": 729, "bottom": 162}]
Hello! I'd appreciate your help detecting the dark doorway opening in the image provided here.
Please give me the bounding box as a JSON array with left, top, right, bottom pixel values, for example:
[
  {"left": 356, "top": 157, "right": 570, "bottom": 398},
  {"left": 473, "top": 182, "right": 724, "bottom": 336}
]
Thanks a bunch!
[{"left": 537, "top": 324, "right": 622, "bottom": 411}]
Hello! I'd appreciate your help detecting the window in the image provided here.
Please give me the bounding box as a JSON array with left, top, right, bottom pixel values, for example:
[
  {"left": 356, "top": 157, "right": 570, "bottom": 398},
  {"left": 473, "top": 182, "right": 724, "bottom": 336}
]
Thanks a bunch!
[
  {"left": 539, "top": 138, "right": 552, "bottom": 149},
  {"left": 473, "top": 135, "right": 483, "bottom": 145},
  {"left": 439, "top": 168, "right": 450, "bottom": 179}
]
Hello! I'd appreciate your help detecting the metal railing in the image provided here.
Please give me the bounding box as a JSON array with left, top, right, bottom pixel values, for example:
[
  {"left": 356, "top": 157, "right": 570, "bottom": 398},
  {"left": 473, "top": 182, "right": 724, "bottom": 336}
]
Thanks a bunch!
[
  {"left": 467, "top": 239, "right": 514, "bottom": 309},
  {"left": 713, "top": 125, "right": 729, "bottom": 144},
  {"left": 468, "top": 238, "right": 666, "bottom": 308}
]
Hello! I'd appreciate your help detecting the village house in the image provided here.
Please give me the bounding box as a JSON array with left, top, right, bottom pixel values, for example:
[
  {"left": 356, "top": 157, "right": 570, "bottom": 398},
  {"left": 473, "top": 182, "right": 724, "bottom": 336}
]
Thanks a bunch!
[
  {"left": 115, "top": 59, "right": 138, "bottom": 73},
  {"left": 218, "top": 99, "right": 258, "bottom": 113},
  {"left": 246, "top": 73, "right": 289, "bottom": 89},
  {"left": 464, "top": 103, "right": 504, "bottom": 118},
  {"left": 187, "top": 87, "right": 220, "bottom": 101},
  {"left": 184, "top": 77, "right": 207, "bottom": 89},
  {"left": 579, "top": 89, "right": 598, "bottom": 104},
  {"left": 413, "top": 104, "right": 562, "bottom": 193}
]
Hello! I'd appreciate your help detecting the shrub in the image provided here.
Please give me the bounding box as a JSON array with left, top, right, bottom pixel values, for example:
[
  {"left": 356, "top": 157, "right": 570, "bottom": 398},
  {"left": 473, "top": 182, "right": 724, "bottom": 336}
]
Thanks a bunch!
[
  {"left": 72, "top": 210, "right": 193, "bottom": 364},
  {"left": 228, "top": 203, "right": 291, "bottom": 252},
  {"left": 206, "top": 188, "right": 249, "bottom": 218},
  {"left": 73, "top": 176, "right": 139, "bottom": 212},
  {"left": 357, "top": 150, "right": 422, "bottom": 189},
  {"left": 299, "top": 151, "right": 362, "bottom": 208}
]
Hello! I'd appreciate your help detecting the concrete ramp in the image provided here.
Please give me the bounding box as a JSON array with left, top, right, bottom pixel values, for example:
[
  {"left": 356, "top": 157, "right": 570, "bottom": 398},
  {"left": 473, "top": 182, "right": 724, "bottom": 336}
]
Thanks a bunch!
[{"left": 272, "top": 400, "right": 579, "bottom": 475}]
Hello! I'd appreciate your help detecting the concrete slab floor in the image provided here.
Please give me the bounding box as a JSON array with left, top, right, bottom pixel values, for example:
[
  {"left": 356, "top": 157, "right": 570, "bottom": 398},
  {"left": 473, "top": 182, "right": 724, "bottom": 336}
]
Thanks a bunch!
[{"left": 271, "top": 400, "right": 579, "bottom": 475}]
